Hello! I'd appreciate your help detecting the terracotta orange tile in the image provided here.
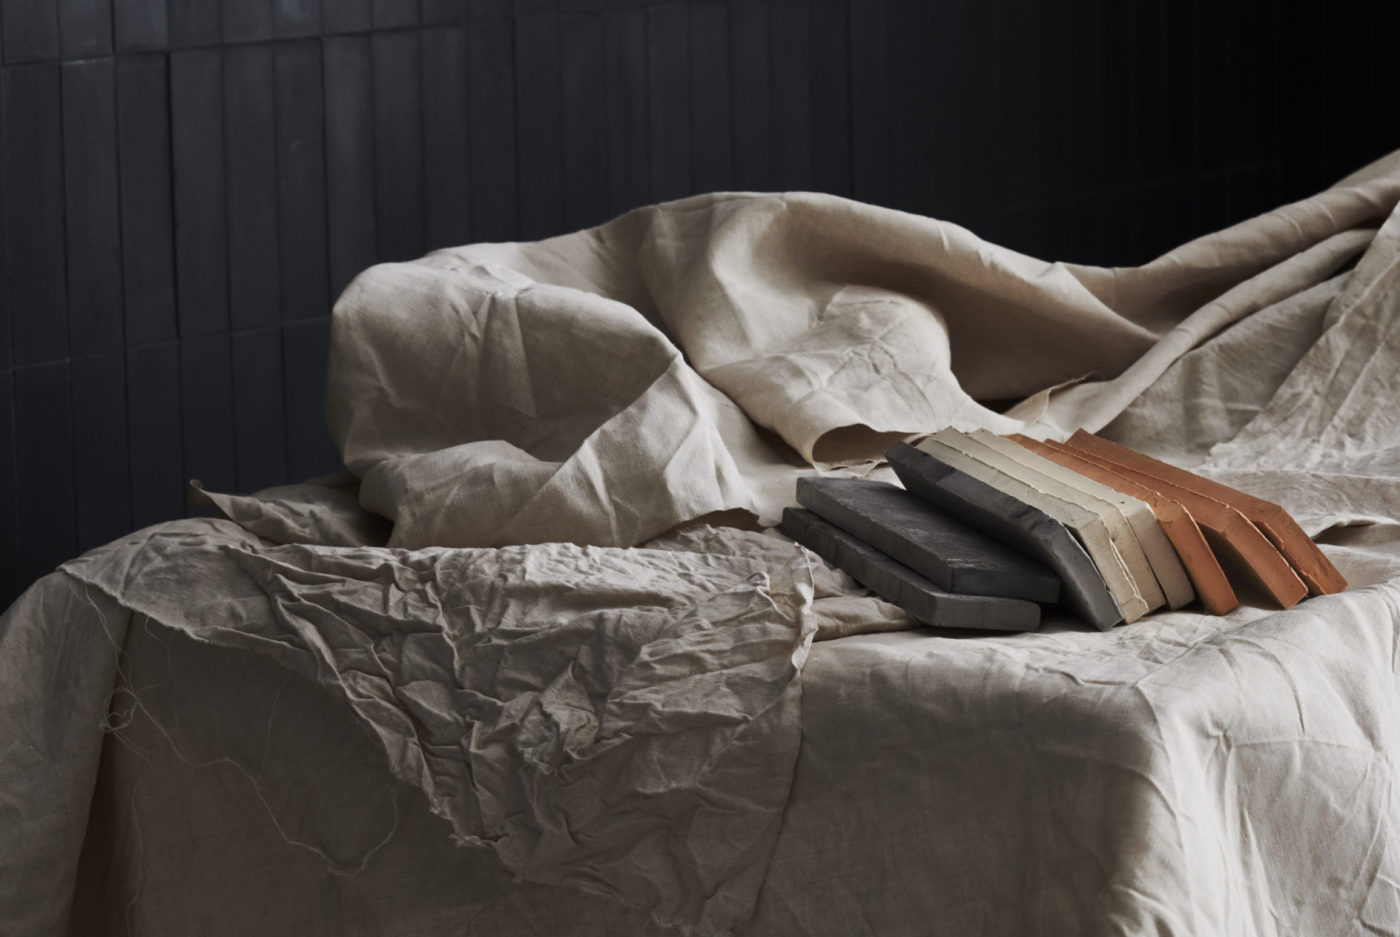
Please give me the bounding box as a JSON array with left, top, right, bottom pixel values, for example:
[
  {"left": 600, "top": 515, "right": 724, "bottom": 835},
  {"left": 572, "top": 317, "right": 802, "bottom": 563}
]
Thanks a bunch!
[
  {"left": 1059, "top": 436, "right": 1307, "bottom": 609},
  {"left": 1067, "top": 431, "right": 1346, "bottom": 596},
  {"left": 1010, "top": 435, "right": 1238, "bottom": 615}
]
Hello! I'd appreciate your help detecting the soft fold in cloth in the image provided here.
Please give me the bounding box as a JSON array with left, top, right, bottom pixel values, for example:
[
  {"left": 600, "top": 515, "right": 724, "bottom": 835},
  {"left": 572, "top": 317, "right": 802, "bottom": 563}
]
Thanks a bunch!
[
  {"left": 7, "top": 150, "right": 1400, "bottom": 937},
  {"left": 328, "top": 152, "right": 1400, "bottom": 550}
]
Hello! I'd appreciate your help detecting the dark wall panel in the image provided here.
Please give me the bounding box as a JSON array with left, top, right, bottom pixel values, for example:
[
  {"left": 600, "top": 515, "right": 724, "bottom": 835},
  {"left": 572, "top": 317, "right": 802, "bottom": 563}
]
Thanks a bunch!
[
  {"left": 15, "top": 363, "right": 75, "bottom": 586},
  {"left": 646, "top": 4, "right": 689, "bottom": 203},
  {"left": 59, "top": 0, "right": 113, "bottom": 58},
  {"left": 168, "top": 0, "right": 219, "bottom": 47},
  {"left": 602, "top": 6, "right": 647, "bottom": 217},
  {"left": 61, "top": 59, "right": 123, "bottom": 357},
  {"left": 422, "top": 26, "right": 472, "bottom": 248},
  {"left": 465, "top": 15, "right": 518, "bottom": 240},
  {"left": 274, "top": 39, "right": 331, "bottom": 320},
  {"left": 274, "top": 0, "right": 321, "bottom": 39},
  {"left": 0, "top": 372, "right": 18, "bottom": 599},
  {"left": 1, "top": 0, "right": 59, "bottom": 63},
  {"left": 561, "top": 12, "right": 607, "bottom": 230},
  {"left": 324, "top": 35, "right": 377, "bottom": 296},
  {"left": 127, "top": 344, "right": 184, "bottom": 528},
  {"left": 768, "top": 0, "right": 812, "bottom": 192},
  {"left": 72, "top": 352, "right": 131, "bottom": 550},
  {"left": 113, "top": 0, "right": 167, "bottom": 51},
  {"left": 515, "top": 13, "right": 564, "bottom": 237},
  {"left": 688, "top": 2, "right": 730, "bottom": 196},
  {"left": 283, "top": 318, "right": 339, "bottom": 481},
  {"left": 118, "top": 54, "right": 177, "bottom": 346},
  {"left": 232, "top": 328, "right": 287, "bottom": 493},
  {"left": 224, "top": 44, "right": 281, "bottom": 330},
  {"left": 171, "top": 49, "right": 229, "bottom": 337},
  {"left": 180, "top": 333, "right": 238, "bottom": 494},
  {"left": 372, "top": 30, "right": 425, "bottom": 260},
  {"left": 2, "top": 65, "right": 68, "bottom": 366},
  {"left": 728, "top": 0, "right": 771, "bottom": 191}
]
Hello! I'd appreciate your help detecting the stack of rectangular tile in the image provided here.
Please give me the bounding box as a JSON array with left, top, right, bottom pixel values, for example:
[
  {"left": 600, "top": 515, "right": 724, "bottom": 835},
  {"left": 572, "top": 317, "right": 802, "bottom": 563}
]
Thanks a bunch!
[{"left": 781, "top": 428, "right": 1346, "bottom": 633}]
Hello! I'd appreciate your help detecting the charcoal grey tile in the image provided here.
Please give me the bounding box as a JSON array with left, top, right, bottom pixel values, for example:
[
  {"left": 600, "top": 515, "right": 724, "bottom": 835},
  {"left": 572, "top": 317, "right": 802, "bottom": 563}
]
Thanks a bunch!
[
  {"left": 797, "top": 476, "right": 1060, "bottom": 603},
  {"left": 782, "top": 508, "right": 1040, "bottom": 633},
  {"left": 887, "top": 441, "right": 1121, "bottom": 630}
]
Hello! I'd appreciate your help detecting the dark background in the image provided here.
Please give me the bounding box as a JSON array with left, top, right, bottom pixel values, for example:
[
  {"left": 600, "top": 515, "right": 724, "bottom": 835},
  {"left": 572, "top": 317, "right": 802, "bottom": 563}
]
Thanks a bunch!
[{"left": 0, "top": 0, "right": 1393, "bottom": 607}]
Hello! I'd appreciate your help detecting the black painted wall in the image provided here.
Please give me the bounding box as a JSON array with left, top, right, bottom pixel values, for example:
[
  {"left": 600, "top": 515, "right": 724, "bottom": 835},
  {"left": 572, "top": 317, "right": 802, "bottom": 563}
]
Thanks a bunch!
[{"left": 0, "top": 0, "right": 1394, "bottom": 607}]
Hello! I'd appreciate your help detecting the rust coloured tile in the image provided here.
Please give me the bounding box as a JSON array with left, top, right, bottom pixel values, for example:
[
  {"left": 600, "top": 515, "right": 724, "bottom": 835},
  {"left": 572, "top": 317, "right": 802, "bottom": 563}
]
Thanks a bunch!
[
  {"left": 1059, "top": 435, "right": 1306, "bottom": 609},
  {"left": 1067, "top": 430, "right": 1346, "bottom": 596},
  {"left": 1011, "top": 434, "right": 1238, "bottom": 616}
]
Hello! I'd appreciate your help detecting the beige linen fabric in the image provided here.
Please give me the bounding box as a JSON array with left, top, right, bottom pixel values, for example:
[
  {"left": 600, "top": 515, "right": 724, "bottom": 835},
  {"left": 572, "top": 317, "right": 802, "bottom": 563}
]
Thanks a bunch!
[{"left": 8, "top": 152, "right": 1400, "bottom": 936}]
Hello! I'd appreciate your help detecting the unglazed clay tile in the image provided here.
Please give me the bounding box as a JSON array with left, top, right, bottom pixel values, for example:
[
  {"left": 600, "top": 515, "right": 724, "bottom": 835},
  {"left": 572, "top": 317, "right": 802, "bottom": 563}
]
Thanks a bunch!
[
  {"left": 1014, "top": 435, "right": 1238, "bottom": 616},
  {"left": 1067, "top": 430, "right": 1346, "bottom": 596},
  {"left": 1061, "top": 435, "right": 1307, "bottom": 608},
  {"left": 974, "top": 429, "right": 1194, "bottom": 610}
]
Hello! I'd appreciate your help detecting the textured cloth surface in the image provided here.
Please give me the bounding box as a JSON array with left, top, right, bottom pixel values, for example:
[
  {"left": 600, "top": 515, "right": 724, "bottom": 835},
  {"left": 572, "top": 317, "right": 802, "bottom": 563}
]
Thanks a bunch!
[{"left": 6, "top": 151, "right": 1400, "bottom": 937}]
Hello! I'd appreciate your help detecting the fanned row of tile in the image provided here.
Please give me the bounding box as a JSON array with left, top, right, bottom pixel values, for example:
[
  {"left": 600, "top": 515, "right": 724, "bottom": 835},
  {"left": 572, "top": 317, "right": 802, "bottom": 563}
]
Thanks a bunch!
[{"left": 781, "top": 429, "right": 1347, "bottom": 632}]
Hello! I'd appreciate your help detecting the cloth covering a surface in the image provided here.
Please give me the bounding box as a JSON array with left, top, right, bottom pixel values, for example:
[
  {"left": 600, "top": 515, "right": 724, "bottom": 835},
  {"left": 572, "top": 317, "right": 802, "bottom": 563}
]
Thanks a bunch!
[{"left": 6, "top": 151, "right": 1400, "bottom": 936}]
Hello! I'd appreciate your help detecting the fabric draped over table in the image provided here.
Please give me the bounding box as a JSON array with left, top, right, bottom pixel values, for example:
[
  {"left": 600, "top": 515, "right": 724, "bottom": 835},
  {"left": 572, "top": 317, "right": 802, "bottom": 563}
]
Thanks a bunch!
[{"left": 6, "top": 150, "right": 1400, "bottom": 937}]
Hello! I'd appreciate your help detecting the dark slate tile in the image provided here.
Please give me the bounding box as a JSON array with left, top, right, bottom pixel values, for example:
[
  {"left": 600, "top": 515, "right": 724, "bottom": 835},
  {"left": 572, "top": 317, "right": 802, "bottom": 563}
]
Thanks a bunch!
[
  {"left": 1, "top": 0, "right": 59, "bottom": 63},
  {"left": 224, "top": 43, "right": 281, "bottom": 329},
  {"left": 15, "top": 363, "right": 76, "bottom": 585},
  {"left": 113, "top": 0, "right": 168, "bottom": 50},
  {"left": 515, "top": 13, "right": 565, "bottom": 237},
  {"left": 323, "top": 0, "right": 370, "bottom": 32},
  {"left": 274, "top": 39, "right": 331, "bottom": 320},
  {"left": 561, "top": 12, "right": 608, "bottom": 229},
  {"left": 72, "top": 352, "right": 132, "bottom": 550},
  {"left": 372, "top": 0, "right": 418, "bottom": 28},
  {"left": 61, "top": 59, "right": 124, "bottom": 357},
  {"left": 421, "top": 0, "right": 460, "bottom": 24},
  {"left": 781, "top": 509, "right": 1041, "bottom": 633},
  {"left": 118, "top": 54, "right": 178, "bottom": 346},
  {"left": 688, "top": 2, "right": 730, "bottom": 196},
  {"left": 283, "top": 318, "right": 341, "bottom": 480},
  {"left": 180, "top": 332, "right": 238, "bottom": 494},
  {"left": 171, "top": 49, "right": 229, "bottom": 336},
  {"left": 222, "top": 0, "right": 272, "bottom": 42},
  {"left": 232, "top": 328, "right": 287, "bottom": 493},
  {"left": 602, "top": 6, "right": 648, "bottom": 216},
  {"left": 372, "top": 30, "right": 426, "bottom": 260},
  {"left": 58, "top": 0, "right": 113, "bottom": 58},
  {"left": 422, "top": 25, "right": 473, "bottom": 248},
  {"left": 887, "top": 441, "right": 1121, "bottom": 631},
  {"left": 127, "top": 343, "right": 185, "bottom": 527},
  {"left": 796, "top": 477, "right": 1061, "bottom": 602},
  {"left": 465, "top": 16, "right": 518, "bottom": 240},
  {"left": 2, "top": 66, "right": 68, "bottom": 365},
  {"left": 273, "top": 0, "right": 320, "bottom": 38},
  {"left": 466, "top": 0, "right": 510, "bottom": 17},
  {"left": 168, "top": 0, "right": 221, "bottom": 47},
  {"left": 728, "top": 0, "right": 771, "bottom": 191},
  {"left": 646, "top": 3, "right": 690, "bottom": 203},
  {"left": 324, "top": 35, "right": 377, "bottom": 295}
]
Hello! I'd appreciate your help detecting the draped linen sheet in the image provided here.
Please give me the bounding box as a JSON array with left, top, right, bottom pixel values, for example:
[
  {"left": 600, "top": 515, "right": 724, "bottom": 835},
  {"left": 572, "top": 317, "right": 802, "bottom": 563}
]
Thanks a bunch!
[{"left": 6, "top": 150, "right": 1400, "bottom": 937}]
